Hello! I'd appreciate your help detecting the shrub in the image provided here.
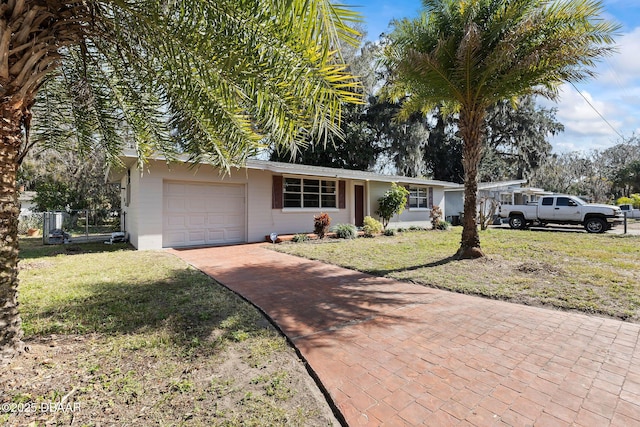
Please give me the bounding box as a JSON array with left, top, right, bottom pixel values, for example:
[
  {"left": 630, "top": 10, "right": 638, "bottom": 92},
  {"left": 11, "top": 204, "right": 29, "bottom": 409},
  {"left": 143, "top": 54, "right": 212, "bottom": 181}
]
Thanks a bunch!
[
  {"left": 292, "top": 233, "right": 309, "bottom": 243},
  {"left": 617, "top": 196, "right": 633, "bottom": 205},
  {"left": 431, "top": 205, "right": 443, "bottom": 230},
  {"left": 376, "top": 183, "right": 409, "bottom": 229},
  {"left": 313, "top": 212, "right": 331, "bottom": 239},
  {"left": 362, "top": 216, "right": 383, "bottom": 237},
  {"left": 332, "top": 224, "right": 358, "bottom": 239},
  {"left": 434, "top": 220, "right": 450, "bottom": 230},
  {"left": 384, "top": 228, "right": 396, "bottom": 236},
  {"left": 617, "top": 194, "right": 640, "bottom": 209}
]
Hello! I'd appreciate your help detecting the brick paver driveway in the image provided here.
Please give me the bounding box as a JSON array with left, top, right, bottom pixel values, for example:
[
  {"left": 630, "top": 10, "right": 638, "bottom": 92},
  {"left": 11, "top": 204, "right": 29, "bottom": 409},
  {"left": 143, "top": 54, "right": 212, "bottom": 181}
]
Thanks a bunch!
[{"left": 172, "top": 243, "right": 640, "bottom": 426}]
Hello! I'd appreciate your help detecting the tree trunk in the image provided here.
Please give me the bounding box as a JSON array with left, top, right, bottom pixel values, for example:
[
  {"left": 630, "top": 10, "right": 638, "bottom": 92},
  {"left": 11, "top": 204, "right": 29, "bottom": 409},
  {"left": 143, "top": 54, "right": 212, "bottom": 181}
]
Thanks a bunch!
[
  {"left": 0, "top": 104, "right": 25, "bottom": 361},
  {"left": 456, "top": 107, "right": 486, "bottom": 259}
]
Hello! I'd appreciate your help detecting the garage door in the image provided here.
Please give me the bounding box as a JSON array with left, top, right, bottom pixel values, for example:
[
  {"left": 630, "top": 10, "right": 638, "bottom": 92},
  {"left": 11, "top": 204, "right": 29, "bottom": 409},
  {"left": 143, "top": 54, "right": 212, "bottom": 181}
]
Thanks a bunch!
[{"left": 163, "top": 181, "right": 246, "bottom": 247}]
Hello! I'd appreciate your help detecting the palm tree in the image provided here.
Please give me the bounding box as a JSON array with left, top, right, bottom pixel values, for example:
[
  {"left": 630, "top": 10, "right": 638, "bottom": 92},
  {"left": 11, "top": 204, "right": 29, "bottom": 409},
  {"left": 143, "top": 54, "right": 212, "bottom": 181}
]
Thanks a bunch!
[
  {"left": 0, "top": 0, "right": 361, "bottom": 360},
  {"left": 382, "top": 0, "right": 618, "bottom": 258}
]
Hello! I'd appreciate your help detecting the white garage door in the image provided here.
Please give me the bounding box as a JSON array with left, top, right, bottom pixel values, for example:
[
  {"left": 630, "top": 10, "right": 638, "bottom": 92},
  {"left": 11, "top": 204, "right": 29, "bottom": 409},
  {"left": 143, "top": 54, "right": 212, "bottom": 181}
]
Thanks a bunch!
[{"left": 163, "top": 181, "right": 246, "bottom": 247}]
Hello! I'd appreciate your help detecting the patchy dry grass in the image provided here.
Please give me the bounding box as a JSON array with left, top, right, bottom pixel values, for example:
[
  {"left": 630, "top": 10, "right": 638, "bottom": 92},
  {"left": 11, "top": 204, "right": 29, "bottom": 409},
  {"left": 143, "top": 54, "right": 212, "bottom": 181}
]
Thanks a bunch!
[
  {"left": 2, "top": 238, "right": 338, "bottom": 426},
  {"left": 273, "top": 227, "right": 640, "bottom": 322}
]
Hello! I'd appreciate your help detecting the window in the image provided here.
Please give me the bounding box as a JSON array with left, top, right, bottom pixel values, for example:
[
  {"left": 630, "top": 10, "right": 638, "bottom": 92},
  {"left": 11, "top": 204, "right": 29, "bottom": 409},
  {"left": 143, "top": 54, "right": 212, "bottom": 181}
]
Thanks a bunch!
[
  {"left": 556, "top": 197, "right": 577, "bottom": 207},
  {"left": 409, "top": 187, "right": 430, "bottom": 209},
  {"left": 283, "top": 177, "right": 337, "bottom": 208},
  {"left": 500, "top": 193, "right": 513, "bottom": 205},
  {"left": 541, "top": 197, "right": 554, "bottom": 206}
]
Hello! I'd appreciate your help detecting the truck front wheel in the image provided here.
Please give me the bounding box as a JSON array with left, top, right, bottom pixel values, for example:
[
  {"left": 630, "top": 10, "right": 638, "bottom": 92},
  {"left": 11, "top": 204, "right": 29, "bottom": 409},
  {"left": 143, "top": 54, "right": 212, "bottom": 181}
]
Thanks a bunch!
[
  {"left": 584, "top": 217, "right": 606, "bottom": 234},
  {"left": 509, "top": 215, "right": 526, "bottom": 229}
]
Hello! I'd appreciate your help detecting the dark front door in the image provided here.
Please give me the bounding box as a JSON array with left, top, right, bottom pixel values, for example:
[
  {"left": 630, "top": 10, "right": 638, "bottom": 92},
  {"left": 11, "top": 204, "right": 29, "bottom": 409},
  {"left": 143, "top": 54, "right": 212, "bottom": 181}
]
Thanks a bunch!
[{"left": 354, "top": 185, "right": 365, "bottom": 226}]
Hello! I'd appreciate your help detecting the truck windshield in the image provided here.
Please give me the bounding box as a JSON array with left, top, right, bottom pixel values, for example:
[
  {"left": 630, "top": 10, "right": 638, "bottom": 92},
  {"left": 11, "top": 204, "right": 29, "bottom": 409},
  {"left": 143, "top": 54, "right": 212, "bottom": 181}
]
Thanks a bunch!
[{"left": 573, "top": 197, "right": 586, "bottom": 205}]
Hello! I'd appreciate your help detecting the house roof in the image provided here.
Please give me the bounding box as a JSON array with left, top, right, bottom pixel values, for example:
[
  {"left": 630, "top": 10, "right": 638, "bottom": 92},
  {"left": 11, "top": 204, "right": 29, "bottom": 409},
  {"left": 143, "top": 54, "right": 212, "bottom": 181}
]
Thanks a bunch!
[
  {"left": 443, "top": 179, "right": 528, "bottom": 193},
  {"left": 246, "top": 159, "right": 462, "bottom": 188},
  {"left": 18, "top": 191, "right": 36, "bottom": 202},
  {"left": 510, "top": 187, "right": 553, "bottom": 195},
  {"left": 110, "top": 149, "right": 463, "bottom": 188},
  {"left": 478, "top": 179, "right": 527, "bottom": 190}
]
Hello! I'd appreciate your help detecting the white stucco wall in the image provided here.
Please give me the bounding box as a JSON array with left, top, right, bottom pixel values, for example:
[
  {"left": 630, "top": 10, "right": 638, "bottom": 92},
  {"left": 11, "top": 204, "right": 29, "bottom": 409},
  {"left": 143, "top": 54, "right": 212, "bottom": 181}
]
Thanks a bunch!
[
  {"left": 118, "top": 158, "right": 458, "bottom": 249},
  {"left": 124, "top": 160, "right": 355, "bottom": 249},
  {"left": 123, "top": 162, "right": 165, "bottom": 250},
  {"left": 444, "top": 190, "right": 464, "bottom": 222},
  {"left": 122, "top": 168, "right": 142, "bottom": 249},
  {"left": 368, "top": 181, "right": 447, "bottom": 229}
]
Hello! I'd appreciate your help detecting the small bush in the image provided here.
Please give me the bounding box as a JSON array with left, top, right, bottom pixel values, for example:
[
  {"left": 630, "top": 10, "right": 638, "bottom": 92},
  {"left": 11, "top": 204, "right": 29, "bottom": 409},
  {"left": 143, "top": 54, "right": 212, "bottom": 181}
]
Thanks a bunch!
[
  {"left": 362, "top": 216, "right": 383, "bottom": 237},
  {"left": 434, "top": 220, "right": 450, "bottom": 230},
  {"left": 617, "top": 194, "right": 640, "bottom": 209},
  {"left": 313, "top": 213, "right": 331, "bottom": 239},
  {"left": 376, "top": 183, "right": 409, "bottom": 229},
  {"left": 292, "top": 233, "right": 309, "bottom": 243},
  {"left": 431, "top": 205, "right": 443, "bottom": 230},
  {"left": 384, "top": 228, "right": 396, "bottom": 236},
  {"left": 332, "top": 224, "right": 358, "bottom": 239}
]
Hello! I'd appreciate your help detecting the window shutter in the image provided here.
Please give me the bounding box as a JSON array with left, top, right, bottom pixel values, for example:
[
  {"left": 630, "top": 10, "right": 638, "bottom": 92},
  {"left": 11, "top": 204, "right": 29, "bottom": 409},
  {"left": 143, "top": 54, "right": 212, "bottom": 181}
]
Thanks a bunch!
[
  {"left": 404, "top": 185, "right": 410, "bottom": 209},
  {"left": 272, "top": 175, "right": 283, "bottom": 209},
  {"left": 338, "top": 180, "right": 346, "bottom": 209},
  {"left": 428, "top": 187, "right": 433, "bottom": 208},
  {"left": 125, "top": 169, "right": 131, "bottom": 207}
]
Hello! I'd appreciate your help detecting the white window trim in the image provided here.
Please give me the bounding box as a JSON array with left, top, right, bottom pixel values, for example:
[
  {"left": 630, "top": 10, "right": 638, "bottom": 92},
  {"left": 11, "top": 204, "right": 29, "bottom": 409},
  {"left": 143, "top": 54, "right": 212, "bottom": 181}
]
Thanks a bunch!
[
  {"left": 282, "top": 176, "right": 338, "bottom": 210},
  {"left": 408, "top": 186, "right": 431, "bottom": 210},
  {"left": 281, "top": 208, "right": 340, "bottom": 213}
]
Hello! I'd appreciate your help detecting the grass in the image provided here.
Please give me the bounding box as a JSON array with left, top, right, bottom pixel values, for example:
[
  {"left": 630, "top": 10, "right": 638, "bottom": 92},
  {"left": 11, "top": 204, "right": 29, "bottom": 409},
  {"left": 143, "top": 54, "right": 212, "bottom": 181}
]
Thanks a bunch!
[
  {"left": 4, "top": 237, "right": 336, "bottom": 426},
  {"left": 273, "top": 226, "right": 640, "bottom": 322}
]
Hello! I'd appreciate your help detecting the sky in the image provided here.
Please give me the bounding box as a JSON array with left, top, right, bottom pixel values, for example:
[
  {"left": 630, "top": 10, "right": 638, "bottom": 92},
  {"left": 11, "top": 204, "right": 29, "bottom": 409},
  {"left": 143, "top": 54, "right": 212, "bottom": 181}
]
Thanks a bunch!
[{"left": 343, "top": 0, "right": 640, "bottom": 154}]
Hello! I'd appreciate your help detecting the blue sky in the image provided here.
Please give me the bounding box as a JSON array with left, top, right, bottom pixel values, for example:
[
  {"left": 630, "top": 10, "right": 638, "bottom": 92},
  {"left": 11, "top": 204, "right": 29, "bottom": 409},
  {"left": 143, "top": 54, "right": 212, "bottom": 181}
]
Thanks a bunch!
[{"left": 343, "top": 0, "right": 640, "bottom": 153}]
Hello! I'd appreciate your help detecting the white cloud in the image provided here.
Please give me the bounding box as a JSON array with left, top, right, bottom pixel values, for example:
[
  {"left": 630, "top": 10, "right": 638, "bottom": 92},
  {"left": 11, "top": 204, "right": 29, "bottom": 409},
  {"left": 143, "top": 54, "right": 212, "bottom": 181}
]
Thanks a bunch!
[
  {"left": 598, "top": 27, "right": 640, "bottom": 87},
  {"left": 539, "top": 26, "right": 640, "bottom": 153},
  {"left": 539, "top": 86, "right": 624, "bottom": 153}
]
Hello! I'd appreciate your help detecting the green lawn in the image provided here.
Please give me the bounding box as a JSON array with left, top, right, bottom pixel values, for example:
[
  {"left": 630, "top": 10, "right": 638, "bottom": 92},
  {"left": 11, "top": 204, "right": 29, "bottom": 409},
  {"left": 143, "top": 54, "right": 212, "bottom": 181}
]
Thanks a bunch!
[
  {"left": 4, "top": 238, "right": 336, "bottom": 426},
  {"left": 273, "top": 227, "right": 640, "bottom": 322}
]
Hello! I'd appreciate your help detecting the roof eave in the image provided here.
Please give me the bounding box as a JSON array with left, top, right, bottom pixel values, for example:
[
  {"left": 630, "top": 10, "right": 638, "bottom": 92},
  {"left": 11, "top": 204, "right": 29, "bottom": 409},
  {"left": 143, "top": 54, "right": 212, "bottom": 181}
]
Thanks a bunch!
[{"left": 115, "top": 149, "right": 462, "bottom": 188}]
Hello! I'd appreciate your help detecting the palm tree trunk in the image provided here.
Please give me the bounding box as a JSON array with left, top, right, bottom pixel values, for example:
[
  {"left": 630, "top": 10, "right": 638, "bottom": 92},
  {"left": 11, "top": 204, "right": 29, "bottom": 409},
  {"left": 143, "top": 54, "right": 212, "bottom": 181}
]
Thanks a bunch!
[
  {"left": 456, "top": 108, "right": 486, "bottom": 259},
  {"left": 0, "top": 104, "right": 25, "bottom": 361}
]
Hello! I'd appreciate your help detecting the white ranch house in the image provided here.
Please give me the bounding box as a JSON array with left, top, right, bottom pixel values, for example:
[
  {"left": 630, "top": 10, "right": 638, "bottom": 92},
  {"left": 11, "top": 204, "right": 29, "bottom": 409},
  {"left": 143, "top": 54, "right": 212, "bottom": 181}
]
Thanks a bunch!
[{"left": 109, "top": 150, "right": 463, "bottom": 250}]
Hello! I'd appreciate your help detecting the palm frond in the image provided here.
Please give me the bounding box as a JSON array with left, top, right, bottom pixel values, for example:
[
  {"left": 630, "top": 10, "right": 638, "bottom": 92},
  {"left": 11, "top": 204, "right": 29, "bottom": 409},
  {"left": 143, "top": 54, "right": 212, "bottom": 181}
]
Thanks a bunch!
[
  {"left": 10, "top": 0, "right": 363, "bottom": 171},
  {"left": 383, "top": 0, "right": 620, "bottom": 113}
]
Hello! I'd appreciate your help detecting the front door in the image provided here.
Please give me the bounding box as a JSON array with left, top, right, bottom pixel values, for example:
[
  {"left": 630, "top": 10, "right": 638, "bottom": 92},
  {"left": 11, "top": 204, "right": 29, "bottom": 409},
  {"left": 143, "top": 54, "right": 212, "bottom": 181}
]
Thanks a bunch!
[{"left": 354, "top": 185, "right": 365, "bottom": 226}]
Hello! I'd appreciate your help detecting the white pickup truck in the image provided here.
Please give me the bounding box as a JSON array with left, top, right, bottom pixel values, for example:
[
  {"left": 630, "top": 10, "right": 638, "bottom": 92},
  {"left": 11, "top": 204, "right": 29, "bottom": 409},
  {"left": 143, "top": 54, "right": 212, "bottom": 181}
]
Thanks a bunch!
[
  {"left": 499, "top": 195, "right": 624, "bottom": 233},
  {"left": 619, "top": 204, "right": 640, "bottom": 219}
]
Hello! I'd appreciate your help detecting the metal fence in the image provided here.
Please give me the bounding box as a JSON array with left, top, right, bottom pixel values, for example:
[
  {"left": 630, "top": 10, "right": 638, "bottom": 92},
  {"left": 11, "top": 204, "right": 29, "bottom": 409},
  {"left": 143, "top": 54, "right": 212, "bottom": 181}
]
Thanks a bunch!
[{"left": 19, "top": 210, "right": 121, "bottom": 244}]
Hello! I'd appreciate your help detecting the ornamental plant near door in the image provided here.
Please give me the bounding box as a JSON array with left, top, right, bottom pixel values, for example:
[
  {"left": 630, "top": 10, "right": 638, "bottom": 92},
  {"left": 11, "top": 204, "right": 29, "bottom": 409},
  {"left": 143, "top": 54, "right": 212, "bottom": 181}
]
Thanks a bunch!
[
  {"left": 314, "top": 213, "right": 331, "bottom": 239},
  {"left": 376, "top": 183, "right": 409, "bottom": 229},
  {"left": 332, "top": 223, "right": 358, "bottom": 239},
  {"left": 362, "top": 216, "right": 384, "bottom": 237}
]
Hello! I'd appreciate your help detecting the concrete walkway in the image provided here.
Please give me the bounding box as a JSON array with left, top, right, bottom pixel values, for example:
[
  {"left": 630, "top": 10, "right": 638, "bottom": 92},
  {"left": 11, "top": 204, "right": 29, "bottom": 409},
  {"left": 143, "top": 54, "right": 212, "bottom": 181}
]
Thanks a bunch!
[{"left": 172, "top": 244, "right": 640, "bottom": 426}]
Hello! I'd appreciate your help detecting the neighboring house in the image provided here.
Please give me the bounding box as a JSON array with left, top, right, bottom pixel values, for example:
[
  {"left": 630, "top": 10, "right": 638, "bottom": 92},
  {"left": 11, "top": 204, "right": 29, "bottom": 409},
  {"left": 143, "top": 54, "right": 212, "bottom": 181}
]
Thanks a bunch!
[
  {"left": 18, "top": 190, "right": 37, "bottom": 216},
  {"left": 109, "top": 150, "right": 462, "bottom": 250},
  {"left": 444, "top": 180, "right": 550, "bottom": 223},
  {"left": 502, "top": 186, "right": 553, "bottom": 205}
]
